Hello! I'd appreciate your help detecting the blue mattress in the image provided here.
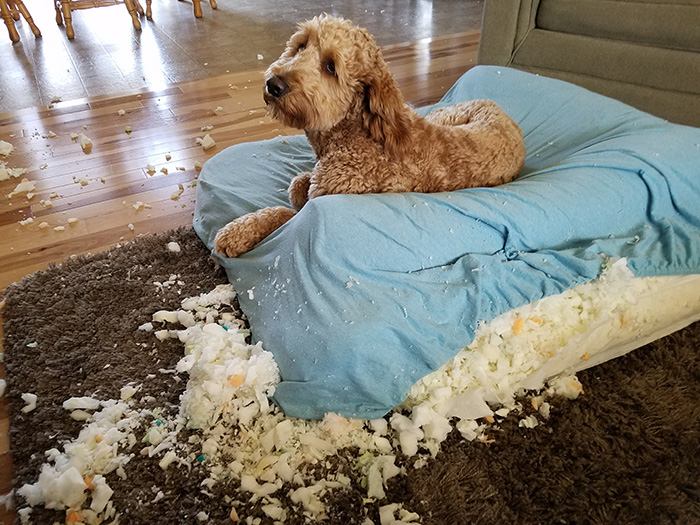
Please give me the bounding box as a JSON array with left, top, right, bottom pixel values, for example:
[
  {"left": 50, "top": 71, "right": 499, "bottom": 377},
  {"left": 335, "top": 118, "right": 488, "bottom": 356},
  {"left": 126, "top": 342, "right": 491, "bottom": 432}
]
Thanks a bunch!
[{"left": 194, "top": 66, "right": 700, "bottom": 419}]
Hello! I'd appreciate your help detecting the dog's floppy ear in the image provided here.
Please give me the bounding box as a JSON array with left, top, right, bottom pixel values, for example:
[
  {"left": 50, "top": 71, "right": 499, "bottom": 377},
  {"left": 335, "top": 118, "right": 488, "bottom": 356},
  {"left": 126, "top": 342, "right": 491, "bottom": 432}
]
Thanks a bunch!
[{"left": 362, "top": 64, "right": 412, "bottom": 158}]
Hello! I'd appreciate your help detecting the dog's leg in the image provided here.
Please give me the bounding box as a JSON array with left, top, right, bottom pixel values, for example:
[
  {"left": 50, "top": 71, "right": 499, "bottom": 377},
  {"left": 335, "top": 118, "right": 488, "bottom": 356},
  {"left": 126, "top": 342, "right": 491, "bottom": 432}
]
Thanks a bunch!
[
  {"left": 214, "top": 206, "right": 297, "bottom": 258},
  {"left": 289, "top": 172, "right": 311, "bottom": 210}
]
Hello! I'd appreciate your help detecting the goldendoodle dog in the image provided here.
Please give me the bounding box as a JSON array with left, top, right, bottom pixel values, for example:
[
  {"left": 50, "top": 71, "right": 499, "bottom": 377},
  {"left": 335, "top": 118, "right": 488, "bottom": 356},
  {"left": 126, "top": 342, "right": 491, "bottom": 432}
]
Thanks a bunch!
[{"left": 214, "top": 15, "right": 526, "bottom": 257}]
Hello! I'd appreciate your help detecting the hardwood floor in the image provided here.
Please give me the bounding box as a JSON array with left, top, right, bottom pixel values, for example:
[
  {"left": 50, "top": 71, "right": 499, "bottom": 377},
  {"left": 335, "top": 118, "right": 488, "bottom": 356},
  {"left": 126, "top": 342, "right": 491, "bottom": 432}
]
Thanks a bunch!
[
  {"left": 0, "top": 0, "right": 484, "bottom": 113},
  {"left": 0, "top": 30, "right": 480, "bottom": 522}
]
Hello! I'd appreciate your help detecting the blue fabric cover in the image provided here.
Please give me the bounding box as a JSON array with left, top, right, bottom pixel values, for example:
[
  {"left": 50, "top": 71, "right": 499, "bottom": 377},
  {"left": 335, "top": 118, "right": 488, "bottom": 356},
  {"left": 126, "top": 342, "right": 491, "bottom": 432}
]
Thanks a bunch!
[{"left": 194, "top": 66, "right": 700, "bottom": 419}]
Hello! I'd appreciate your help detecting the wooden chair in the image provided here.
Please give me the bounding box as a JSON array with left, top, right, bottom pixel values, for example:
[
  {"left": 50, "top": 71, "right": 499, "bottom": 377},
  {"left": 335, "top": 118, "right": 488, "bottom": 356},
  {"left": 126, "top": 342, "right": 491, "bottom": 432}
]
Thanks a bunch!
[
  {"left": 54, "top": 0, "right": 152, "bottom": 39},
  {"left": 1, "top": 0, "right": 41, "bottom": 42},
  {"left": 190, "top": 0, "right": 216, "bottom": 18}
]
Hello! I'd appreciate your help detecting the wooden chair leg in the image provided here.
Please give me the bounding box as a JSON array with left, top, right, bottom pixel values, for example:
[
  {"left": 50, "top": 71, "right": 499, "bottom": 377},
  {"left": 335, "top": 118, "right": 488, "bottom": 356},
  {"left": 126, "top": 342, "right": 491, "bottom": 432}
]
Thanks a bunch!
[
  {"left": 145, "top": 0, "right": 151, "bottom": 19},
  {"left": 14, "top": 0, "right": 41, "bottom": 38},
  {"left": 209, "top": 0, "right": 217, "bottom": 9},
  {"left": 7, "top": 0, "right": 19, "bottom": 20},
  {"left": 0, "top": 0, "right": 20, "bottom": 42},
  {"left": 193, "top": 0, "right": 202, "bottom": 18},
  {"left": 132, "top": 0, "right": 144, "bottom": 16},
  {"left": 54, "top": 0, "right": 63, "bottom": 25},
  {"left": 123, "top": 0, "right": 141, "bottom": 30},
  {"left": 61, "top": 0, "right": 73, "bottom": 38}
]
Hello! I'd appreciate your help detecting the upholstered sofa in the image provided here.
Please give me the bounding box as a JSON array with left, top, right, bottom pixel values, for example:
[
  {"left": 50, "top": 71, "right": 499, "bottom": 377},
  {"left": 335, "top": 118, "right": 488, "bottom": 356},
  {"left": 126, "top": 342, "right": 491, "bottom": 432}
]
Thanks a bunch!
[{"left": 477, "top": 0, "right": 700, "bottom": 127}]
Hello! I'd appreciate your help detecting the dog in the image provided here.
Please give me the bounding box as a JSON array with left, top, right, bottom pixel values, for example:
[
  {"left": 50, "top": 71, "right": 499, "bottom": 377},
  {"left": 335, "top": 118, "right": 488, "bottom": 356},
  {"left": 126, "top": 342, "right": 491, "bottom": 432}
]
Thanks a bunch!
[{"left": 214, "top": 15, "right": 526, "bottom": 258}]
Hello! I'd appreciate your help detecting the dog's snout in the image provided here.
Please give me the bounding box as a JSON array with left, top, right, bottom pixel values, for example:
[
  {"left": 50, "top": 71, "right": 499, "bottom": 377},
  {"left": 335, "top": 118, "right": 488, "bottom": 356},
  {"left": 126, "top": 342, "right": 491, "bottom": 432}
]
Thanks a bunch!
[{"left": 266, "top": 76, "right": 289, "bottom": 99}]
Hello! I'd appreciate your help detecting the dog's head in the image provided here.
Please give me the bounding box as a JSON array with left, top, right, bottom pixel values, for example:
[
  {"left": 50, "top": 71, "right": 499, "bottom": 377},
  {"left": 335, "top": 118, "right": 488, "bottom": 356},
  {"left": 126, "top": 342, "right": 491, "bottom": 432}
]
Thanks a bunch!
[{"left": 263, "top": 15, "right": 411, "bottom": 157}]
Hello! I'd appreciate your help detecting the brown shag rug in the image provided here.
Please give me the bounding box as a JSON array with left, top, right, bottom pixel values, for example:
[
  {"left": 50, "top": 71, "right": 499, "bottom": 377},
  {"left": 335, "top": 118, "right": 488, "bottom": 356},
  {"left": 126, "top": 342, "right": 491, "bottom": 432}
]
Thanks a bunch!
[{"left": 2, "top": 227, "right": 700, "bottom": 524}]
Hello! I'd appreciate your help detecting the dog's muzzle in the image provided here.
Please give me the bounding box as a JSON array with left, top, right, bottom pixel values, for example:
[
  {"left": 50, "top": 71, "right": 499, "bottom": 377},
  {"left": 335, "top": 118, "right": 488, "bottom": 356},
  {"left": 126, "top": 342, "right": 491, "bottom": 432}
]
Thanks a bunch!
[{"left": 266, "top": 75, "right": 289, "bottom": 99}]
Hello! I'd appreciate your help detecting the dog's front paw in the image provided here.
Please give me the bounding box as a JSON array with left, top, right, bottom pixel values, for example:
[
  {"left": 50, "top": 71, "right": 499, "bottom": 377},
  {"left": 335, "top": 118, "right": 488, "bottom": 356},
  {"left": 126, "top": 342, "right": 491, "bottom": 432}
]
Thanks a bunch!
[
  {"left": 214, "top": 218, "right": 259, "bottom": 258},
  {"left": 214, "top": 206, "right": 298, "bottom": 258},
  {"left": 289, "top": 173, "right": 311, "bottom": 210}
]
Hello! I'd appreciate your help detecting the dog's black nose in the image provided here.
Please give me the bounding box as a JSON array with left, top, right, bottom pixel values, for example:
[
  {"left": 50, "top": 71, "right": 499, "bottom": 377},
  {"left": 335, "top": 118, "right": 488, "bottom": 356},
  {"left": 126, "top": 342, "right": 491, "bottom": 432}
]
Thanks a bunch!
[{"left": 266, "top": 76, "right": 289, "bottom": 99}]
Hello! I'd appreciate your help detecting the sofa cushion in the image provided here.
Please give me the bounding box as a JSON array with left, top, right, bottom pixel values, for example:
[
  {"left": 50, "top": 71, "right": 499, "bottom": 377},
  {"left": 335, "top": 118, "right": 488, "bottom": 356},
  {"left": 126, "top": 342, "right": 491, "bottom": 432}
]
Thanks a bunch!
[{"left": 537, "top": 0, "right": 700, "bottom": 52}]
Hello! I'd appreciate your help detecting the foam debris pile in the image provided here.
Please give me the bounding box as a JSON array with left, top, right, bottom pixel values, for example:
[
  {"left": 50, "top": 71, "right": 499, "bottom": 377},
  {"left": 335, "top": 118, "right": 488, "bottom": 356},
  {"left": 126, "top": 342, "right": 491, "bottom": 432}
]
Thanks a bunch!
[{"left": 10, "top": 257, "right": 700, "bottom": 523}]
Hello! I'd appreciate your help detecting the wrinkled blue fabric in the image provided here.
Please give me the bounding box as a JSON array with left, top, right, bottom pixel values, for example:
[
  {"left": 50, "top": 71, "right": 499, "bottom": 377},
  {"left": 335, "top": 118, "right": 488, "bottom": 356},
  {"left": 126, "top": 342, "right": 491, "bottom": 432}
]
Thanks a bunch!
[{"left": 194, "top": 66, "right": 700, "bottom": 419}]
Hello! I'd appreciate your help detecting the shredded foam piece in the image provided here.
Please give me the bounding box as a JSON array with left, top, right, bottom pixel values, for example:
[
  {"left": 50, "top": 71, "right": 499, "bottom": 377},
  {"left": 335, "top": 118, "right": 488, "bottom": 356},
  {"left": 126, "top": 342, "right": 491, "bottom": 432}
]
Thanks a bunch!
[
  {"left": 117, "top": 109, "right": 126, "bottom": 116},
  {"left": 379, "top": 503, "right": 421, "bottom": 525},
  {"left": 7, "top": 180, "right": 36, "bottom": 198},
  {"left": 63, "top": 396, "right": 101, "bottom": 411},
  {"left": 0, "top": 139, "right": 14, "bottom": 157},
  {"left": 79, "top": 133, "right": 93, "bottom": 153},
  {"left": 196, "top": 134, "right": 216, "bottom": 150},
  {"left": 170, "top": 184, "right": 184, "bottom": 200},
  {"left": 0, "top": 164, "right": 27, "bottom": 181},
  {"left": 132, "top": 201, "right": 151, "bottom": 211},
  {"left": 21, "top": 393, "right": 37, "bottom": 413},
  {"left": 0, "top": 378, "right": 6, "bottom": 397},
  {"left": 167, "top": 241, "right": 181, "bottom": 253}
]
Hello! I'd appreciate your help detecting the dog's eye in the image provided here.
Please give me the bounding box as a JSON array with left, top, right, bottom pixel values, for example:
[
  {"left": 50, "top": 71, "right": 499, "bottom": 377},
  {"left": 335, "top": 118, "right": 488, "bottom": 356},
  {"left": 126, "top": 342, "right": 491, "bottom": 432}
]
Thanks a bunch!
[
  {"left": 324, "top": 60, "right": 336, "bottom": 76},
  {"left": 297, "top": 43, "right": 306, "bottom": 52}
]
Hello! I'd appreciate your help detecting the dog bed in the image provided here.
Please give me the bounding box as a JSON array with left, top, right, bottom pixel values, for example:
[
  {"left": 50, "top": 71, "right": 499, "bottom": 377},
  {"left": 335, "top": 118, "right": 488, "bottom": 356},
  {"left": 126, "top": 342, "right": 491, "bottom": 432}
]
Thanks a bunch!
[{"left": 194, "top": 65, "right": 700, "bottom": 419}]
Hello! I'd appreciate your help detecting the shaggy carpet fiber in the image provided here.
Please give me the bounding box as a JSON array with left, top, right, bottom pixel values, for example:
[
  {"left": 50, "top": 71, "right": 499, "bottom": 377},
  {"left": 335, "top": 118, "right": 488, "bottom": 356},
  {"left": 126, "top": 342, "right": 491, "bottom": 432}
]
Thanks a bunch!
[{"left": 3, "top": 227, "right": 700, "bottom": 524}]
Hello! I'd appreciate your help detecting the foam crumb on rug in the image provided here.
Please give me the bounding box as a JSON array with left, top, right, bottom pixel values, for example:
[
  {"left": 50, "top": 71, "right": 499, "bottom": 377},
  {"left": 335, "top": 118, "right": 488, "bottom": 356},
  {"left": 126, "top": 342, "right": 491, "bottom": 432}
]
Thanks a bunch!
[{"left": 2, "top": 228, "right": 700, "bottom": 524}]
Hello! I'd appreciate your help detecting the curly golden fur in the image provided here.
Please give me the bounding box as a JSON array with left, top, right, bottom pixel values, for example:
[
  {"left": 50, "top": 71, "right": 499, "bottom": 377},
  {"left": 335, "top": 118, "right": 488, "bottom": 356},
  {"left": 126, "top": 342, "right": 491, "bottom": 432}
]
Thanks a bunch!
[{"left": 214, "top": 15, "right": 526, "bottom": 257}]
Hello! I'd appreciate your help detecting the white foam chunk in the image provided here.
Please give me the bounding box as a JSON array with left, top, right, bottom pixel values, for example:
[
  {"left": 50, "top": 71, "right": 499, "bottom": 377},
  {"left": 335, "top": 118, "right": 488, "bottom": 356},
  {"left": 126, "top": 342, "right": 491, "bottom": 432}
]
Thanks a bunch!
[
  {"left": 62, "top": 396, "right": 101, "bottom": 411},
  {"left": 21, "top": 393, "right": 37, "bottom": 413},
  {"left": 79, "top": 133, "right": 93, "bottom": 152},
  {"left": 198, "top": 134, "right": 216, "bottom": 150},
  {"left": 0, "top": 140, "right": 14, "bottom": 157},
  {"left": 90, "top": 475, "right": 113, "bottom": 513},
  {"left": 120, "top": 384, "right": 139, "bottom": 401},
  {"left": 18, "top": 465, "right": 87, "bottom": 509},
  {"left": 0, "top": 165, "right": 27, "bottom": 181},
  {"left": 8, "top": 180, "right": 36, "bottom": 198},
  {"left": 159, "top": 451, "right": 178, "bottom": 469},
  {"left": 153, "top": 310, "right": 179, "bottom": 324}
]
